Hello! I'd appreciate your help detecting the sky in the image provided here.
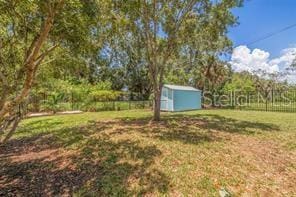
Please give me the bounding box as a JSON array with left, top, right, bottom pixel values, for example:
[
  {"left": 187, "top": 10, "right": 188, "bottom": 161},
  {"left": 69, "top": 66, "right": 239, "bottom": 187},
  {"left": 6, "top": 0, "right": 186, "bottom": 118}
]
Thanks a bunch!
[{"left": 228, "top": 0, "right": 296, "bottom": 82}]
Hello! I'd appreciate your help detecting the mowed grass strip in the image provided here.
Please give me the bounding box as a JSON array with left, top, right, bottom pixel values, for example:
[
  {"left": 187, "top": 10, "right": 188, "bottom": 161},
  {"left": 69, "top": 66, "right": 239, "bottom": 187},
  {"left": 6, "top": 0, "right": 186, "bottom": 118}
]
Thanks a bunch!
[{"left": 0, "top": 110, "right": 295, "bottom": 196}]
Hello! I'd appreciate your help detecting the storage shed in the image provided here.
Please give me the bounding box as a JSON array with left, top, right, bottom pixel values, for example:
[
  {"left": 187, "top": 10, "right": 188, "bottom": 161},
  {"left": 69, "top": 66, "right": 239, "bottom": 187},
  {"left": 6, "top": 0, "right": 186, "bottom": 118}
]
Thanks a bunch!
[{"left": 160, "top": 84, "right": 202, "bottom": 112}]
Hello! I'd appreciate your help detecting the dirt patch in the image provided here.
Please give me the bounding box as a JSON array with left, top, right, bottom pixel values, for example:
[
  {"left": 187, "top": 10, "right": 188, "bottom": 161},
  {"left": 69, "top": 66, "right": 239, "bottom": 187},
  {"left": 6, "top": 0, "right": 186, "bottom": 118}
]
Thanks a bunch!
[
  {"left": 0, "top": 143, "right": 94, "bottom": 196},
  {"left": 9, "top": 149, "right": 60, "bottom": 163},
  {"left": 6, "top": 148, "right": 77, "bottom": 170},
  {"left": 27, "top": 111, "right": 83, "bottom": 118},
  {"left": 224, "top": 134, "right": 296, "bottom": 195}
]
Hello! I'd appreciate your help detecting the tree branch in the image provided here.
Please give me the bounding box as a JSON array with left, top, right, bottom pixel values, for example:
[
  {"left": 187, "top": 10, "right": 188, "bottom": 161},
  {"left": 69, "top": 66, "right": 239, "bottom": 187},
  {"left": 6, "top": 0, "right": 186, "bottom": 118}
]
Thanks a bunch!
[
  {"left": 0, "top": 71, "right": 8, "bottom": 110},
  {"left": 35, "top": 44, "right": 59, "bottom": 64}
]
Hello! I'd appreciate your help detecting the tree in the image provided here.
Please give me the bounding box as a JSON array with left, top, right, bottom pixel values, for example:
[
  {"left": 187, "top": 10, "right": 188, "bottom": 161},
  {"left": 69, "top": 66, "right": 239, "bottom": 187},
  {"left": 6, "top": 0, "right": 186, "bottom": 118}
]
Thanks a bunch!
[
  {"left": 254, "top": 70, "right": 288, "bottom": 97},
  {"left": 119, "top": 0, "right": 241, "bottom": 120},
  {"left": 0, "top": 0, "right": 108, "bottom": 143},
  {"left": 175, "top": 0, "right": 241, "bottom": 93},
  {"left": 138, "top": 0, "right": 202, "bottom": 121},
  {"left": 95, "top": 17, "right": 152, "bottom": 98},
  {"left": 223, "top": 71, "right": 256, "bottom": 93},
  {"left": 0, "top": 0, "right": 65, "bottom": 143}
]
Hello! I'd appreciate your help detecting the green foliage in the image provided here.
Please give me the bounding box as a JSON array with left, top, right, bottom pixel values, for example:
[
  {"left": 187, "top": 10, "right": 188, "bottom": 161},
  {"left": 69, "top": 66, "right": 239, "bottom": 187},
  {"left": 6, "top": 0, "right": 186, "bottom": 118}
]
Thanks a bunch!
[
  {"left": 43, "top": 92, "right": 66, "bottom": 113},
  {"left": 164, "top": 63, "right": 191, "bottom": 85},
  {"left": 28, "top": 79, "right": 128, "bottom": 112},
  {"left": 89, "top": 90, "right": 122, "bottom": 101},
  {"left": 223, "top": 72, "right": 256, "bottom": 92}
]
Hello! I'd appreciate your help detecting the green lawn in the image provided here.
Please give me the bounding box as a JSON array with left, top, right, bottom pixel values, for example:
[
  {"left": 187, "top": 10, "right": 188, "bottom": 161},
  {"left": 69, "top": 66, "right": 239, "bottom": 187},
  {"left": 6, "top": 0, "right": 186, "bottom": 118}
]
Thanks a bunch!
[{"left": 1, "top": 109, "right": 295, "bottom": 196}]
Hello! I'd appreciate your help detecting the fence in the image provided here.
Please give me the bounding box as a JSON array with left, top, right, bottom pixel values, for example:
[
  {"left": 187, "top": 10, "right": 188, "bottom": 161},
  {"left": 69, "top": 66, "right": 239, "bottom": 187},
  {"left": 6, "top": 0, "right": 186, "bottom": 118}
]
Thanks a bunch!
[
  {"left": 21, "top": 90, "right": 296, "bottom": 115},
  {"left": 202, "top": 90, "right": 296, "bottom": 113},
  {"left": 22, "top": 92, "right": 153, "bottom": 114}
]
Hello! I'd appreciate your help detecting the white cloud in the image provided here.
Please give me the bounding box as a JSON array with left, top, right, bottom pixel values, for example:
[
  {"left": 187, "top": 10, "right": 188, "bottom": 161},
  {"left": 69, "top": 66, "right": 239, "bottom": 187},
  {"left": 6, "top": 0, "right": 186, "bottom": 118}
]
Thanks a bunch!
[
  {"left": 269, "top": 48, "right": 296, "bottom": 68},
  {"left": 229, "top": 45, "right": 296, "bottom": 83}
]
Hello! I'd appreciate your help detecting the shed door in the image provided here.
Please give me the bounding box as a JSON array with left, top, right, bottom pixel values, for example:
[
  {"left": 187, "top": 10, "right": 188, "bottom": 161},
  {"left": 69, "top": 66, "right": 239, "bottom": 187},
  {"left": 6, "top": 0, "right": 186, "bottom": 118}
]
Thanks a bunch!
[{"left": 161, "top": 88, "right": 169, "bottom": 110}]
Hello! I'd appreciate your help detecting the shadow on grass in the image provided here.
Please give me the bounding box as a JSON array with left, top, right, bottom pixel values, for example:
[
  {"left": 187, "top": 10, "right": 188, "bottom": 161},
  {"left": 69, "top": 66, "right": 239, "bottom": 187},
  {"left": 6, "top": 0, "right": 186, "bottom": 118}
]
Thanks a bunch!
[
  {"left": 0, "top": 123, "right": 169, "bottom": 196},
  {"left": 0, "top": 112, "right": 280, "bottom": 195},
  {"left": 165, "top": 113, "right": 280, "bottom": 134},
  {"left": 115, "top": 113, "right": 280, "bottom": 144}
]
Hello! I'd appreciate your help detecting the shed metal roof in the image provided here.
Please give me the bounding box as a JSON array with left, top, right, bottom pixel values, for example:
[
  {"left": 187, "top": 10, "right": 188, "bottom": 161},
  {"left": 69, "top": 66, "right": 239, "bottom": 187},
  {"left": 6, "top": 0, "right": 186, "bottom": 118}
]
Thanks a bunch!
[{"left": 163, "top": 84, "right": 201, "bottom": 92}]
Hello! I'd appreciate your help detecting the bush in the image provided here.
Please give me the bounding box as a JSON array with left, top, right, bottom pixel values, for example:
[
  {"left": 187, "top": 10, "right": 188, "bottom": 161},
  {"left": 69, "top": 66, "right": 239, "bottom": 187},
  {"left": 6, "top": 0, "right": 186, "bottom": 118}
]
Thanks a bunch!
[{"left": 89, "top": 90, "right": 122, "bottom": 101}]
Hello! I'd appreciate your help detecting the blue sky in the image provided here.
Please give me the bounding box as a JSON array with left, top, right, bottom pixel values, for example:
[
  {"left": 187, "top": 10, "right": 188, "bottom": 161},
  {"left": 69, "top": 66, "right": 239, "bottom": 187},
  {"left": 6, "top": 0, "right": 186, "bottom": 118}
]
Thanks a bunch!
[
  {"left": 229, "top": 0, "right": 296, "bottom": 58},
  {"left": 227, "top": 0, "right": 296, "bottom": 82}
]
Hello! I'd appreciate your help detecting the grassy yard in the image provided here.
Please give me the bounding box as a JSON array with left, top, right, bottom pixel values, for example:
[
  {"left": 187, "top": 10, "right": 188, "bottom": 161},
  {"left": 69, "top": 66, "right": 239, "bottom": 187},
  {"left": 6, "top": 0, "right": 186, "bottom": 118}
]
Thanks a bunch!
[{"left": 0, "top": 109, "right": 295, "bottom": 196}]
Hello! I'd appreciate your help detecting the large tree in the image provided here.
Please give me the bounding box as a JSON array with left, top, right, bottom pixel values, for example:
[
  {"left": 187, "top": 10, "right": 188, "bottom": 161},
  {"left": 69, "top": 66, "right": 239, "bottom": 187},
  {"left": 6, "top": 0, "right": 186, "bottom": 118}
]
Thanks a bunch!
[
  {"left": 118, "top": 0, "right": 242, "bottom": 120},
  {"left": 0, "top": 0, "right": 108, "bottom": 143}
]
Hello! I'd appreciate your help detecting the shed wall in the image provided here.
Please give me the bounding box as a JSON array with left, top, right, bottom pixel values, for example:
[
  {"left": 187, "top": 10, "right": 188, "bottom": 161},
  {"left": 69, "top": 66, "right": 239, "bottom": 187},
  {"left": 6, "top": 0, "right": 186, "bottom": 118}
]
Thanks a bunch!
[{"left": 173, "top": 90, "right": 201, "bottom": 111}]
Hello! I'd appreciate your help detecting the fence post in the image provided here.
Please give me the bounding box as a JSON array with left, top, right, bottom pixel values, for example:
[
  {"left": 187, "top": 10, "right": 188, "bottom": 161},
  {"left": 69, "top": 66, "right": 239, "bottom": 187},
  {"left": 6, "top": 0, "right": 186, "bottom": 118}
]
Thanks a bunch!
[
  {"left": 71, "top": 92, "right": 74, "bottom": 111},
  {"left": 271, "top": 89, "right": 274, "bottom": 108},
  {"left": 232, "top": 90, "right": 235, "bottom": 108},
  {"left": 265, "top": 93, "right": 268, "bottom": 112},
  {"left": 44, "top": 92, "right": 46, "bottom": 107},
  {"left": 247, "top": 92, "right": 250, "bottom": 107},
  {"left": 230, "top": 90, "right": 232, "bottom": 107}
]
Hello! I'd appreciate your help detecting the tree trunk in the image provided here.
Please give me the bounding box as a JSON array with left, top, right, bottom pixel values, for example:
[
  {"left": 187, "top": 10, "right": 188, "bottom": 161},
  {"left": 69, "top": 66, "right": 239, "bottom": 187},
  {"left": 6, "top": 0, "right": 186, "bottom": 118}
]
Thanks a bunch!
[
  {"left": 153, "top": 86, "right": 161, "bottom": 121},
  {"left": 1, "top": 115, "right": 21, "bottom": 144},
  {"left": 0, "top": 1, "right": 63, "bottom": 144}
]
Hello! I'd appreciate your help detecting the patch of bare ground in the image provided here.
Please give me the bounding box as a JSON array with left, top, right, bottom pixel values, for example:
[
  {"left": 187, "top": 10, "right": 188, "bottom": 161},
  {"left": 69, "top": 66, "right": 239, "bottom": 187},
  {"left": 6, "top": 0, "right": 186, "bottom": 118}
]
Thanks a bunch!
[
  {"left": 218, "top": 132, "right": 296, "bottom": 196},
  {"left": 0, "top": 142, "right": 80, "bottom": 196}
]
